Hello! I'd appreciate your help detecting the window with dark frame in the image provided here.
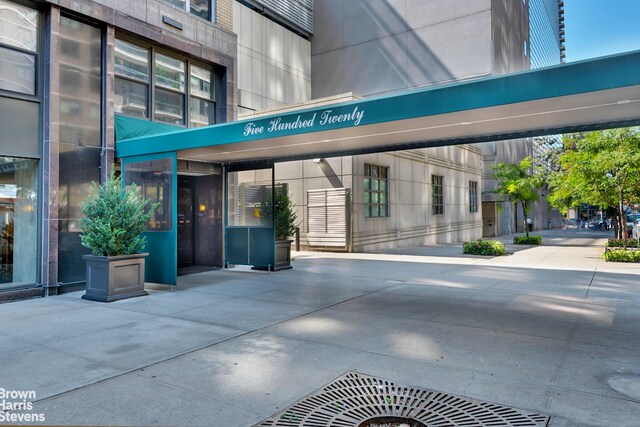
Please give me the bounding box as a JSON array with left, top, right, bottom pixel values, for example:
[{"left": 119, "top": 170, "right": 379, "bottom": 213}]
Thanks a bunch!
[
  {"left": 114, "top": 39, "right": 150, "bottom": 118},
  {"left": 0, "top": 0, "right": 39, "bottom": 96},
  {"left": 432, "top": 175, "right": 444, "bottom": 215},
  {"left": 164, "top": 0, "right": 213, "bottom": 21},
  {"left": 114, "top": 38, "right": 217, "bottom": 127},
  {"left": 469, "top": 180, "right": 478, "bottom": 213},
  {"left": 154, "top": 52, "right": 185, "bottom": 125},
  {"left": 189, "top": 64, "right": 216, "bottom": 127},
  {"left": 364, "top": 164, "right": 389, "bottom": 218}
]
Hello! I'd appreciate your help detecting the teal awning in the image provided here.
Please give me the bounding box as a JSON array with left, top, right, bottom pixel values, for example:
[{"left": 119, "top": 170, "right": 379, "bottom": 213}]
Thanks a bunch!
[
  {"left": 116, "top": 50, "right": 640, "bottom": 166},
  {"left": 115, "top": 114, "right": 183, "bottom": 142}
]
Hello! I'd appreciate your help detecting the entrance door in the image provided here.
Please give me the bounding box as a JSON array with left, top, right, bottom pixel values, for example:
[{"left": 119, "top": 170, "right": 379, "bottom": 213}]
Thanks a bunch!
[
  {"left": 122, "top": 153, "right": 177, "bottom": 285},
  {"left": 178, "top": 180, "right": 194, "bottom": 268},
  {"left": 482, "top": 202, "right": 496, "bottom": 237},
  {"left": 177, "top": 173, "right": 224, "bottom": 271}
]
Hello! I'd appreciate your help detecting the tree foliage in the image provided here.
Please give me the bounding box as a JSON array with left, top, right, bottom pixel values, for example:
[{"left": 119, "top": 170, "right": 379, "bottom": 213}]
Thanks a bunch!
[
  {"left": 547, "top": 128, "right": 640, "bottom": 238},
  {"left": 80, "top": 171, "right": 157, "bottom": 256},
  {"left": 491, "top": 156, "right": 544, "bottom": 237},
  {"left": 260, "top": 186, "right": 299, "bottom": 240}
]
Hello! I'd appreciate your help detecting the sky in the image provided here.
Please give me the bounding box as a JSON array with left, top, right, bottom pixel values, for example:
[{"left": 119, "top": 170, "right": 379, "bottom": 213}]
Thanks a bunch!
[{"left": 564, "top": 0, "right": 640, "bottom": 62}]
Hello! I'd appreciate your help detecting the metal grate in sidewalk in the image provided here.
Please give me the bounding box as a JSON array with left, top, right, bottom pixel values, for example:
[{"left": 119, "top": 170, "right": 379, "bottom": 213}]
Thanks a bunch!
[{"left": 255, "top": 372, "right": 549, "bottom": 427}]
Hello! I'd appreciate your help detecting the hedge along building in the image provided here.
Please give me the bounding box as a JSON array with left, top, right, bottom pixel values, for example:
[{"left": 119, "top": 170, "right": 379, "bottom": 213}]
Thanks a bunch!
[{"left": 116, "top": 49, "right": 640, "bottom": 285}]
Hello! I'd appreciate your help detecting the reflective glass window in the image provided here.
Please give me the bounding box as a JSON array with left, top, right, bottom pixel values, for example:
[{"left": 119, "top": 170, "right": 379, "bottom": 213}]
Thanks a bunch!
[
  {"left": 58, "top": 16, "right": 102, "bottom": 284},
  {"left": 0, "top": 45, "right": 35, "bottom": 94},
  {"left": 189, "top": 97, "right": 215, "bottom": 128},
  {"left": 161, "top": 0, "right": 212, "bottom": 21},
  {"left": 0, "top": 0, "right": 38, "bottom": 51},
  {"left": 166, "top": 0, "right": 186, "bottom": 10},
  {"left": 155, "top": 53, "right": 185, "bottom": 92},
  {"left": 0, "top": 156, "right": 38, "bottom": 287},
  {"left": 114, "top": 38, "right": 218, "bottom": 127},
  {"left": 114, "top": 39, "right": 149, "bottom": 82},
  {"left": 115, "top": 78, "right": 148, "bottom": 118},
  {"left": 124, "top": 158, "right": 173, "bottom": 231},
  {"left": 190, "top": 64, "right": 213, "bottom": 99},
  {"left": 190, "top": 0, "right": 211, "bottom": 20},
  {"left": 155, "top": 88, "right": 184, "bottom": 125}
]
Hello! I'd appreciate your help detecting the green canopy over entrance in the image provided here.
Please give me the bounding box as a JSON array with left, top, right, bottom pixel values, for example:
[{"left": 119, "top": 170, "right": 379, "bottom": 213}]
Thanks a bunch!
[
  {"left": 116, "top": 50, "right": 640, "bottom": 168},
  {"left": 115, "top": 50, "right": 640, "bottom": 285}
]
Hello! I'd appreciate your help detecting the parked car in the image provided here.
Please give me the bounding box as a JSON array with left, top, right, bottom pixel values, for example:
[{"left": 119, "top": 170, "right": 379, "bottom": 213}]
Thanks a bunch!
[
  {"left": 589, "top": 219, "right": 608, "bottom": 230},
  {"left": 562, "top": 218, "right": 577, "bottom": 227}
]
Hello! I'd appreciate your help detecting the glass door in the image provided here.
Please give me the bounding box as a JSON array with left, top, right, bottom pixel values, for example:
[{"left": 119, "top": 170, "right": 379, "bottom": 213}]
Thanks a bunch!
[{"left": 122, "top": 153, "right": 177, "bottom": 285}]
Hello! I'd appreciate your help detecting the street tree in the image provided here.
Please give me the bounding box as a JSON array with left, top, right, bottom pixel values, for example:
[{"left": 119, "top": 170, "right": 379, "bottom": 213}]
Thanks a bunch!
[
  {"left": 491, "top": 156, "right": 544, "bottom": 237},
  {"left": 547, "top": 128, "right": 640, "bottom": 239}
]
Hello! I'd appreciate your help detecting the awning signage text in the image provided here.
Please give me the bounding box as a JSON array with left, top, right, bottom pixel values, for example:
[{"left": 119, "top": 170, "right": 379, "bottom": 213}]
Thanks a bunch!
[{"left": 243, "top": 106, "right": 365, "bottom": 137}]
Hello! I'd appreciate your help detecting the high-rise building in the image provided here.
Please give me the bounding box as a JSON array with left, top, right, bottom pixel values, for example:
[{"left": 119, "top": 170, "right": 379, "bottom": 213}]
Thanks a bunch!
[
  {"left": 530, "top": 0, "right": 566, "bottom": 68},
  {"left": 529, "top": 0, "right": 566, "bottom": 171},
  {"left": 236, "top": 0, "right": 563, "bottom": 248}
]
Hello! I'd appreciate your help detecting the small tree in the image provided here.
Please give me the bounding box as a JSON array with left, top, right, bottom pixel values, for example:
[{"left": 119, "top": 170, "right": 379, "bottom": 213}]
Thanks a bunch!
[
  {"left": 547, "top": 128, "right": 640, "bottom": 239},
  {"left": 260, "top": 185, "right": 298, "bottom": 240},
  {"left": 491, "top": 156, "right": 544, "bottom": 237},
  {"left": 80, "top": 171, "right": 157, "bottom": 256}
]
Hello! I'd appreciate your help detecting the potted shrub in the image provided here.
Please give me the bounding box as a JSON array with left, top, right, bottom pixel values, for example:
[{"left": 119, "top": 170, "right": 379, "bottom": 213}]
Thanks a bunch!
[
  {"left": 260, "top": 185, "right": 299, "bottom": 270},
  {"left": 79, "top": 171, "right": 157, "bottom": 302}
]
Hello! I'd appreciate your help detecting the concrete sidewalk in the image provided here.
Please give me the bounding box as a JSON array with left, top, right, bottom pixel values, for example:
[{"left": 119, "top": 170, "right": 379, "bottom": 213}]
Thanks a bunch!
[{"left": 1, "top": 228, "right": 639, "bottom": 426}]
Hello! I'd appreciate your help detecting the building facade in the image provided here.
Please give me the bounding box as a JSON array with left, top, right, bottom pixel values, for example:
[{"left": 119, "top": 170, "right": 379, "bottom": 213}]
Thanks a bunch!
[
  {"left": 0, "top": 0, "right": 236, "bottom": 301},
  {"left": 236, "top": 0, "right": 563, "bottom": 250}
]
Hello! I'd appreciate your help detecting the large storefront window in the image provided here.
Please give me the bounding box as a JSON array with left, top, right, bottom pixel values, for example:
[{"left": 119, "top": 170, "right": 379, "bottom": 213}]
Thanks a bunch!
[
  {"left": 0, "top": 1, "right": 40, "bottom": 288},
  {"left": 0, "top": 157, "right": 37, "bottom": 286}
]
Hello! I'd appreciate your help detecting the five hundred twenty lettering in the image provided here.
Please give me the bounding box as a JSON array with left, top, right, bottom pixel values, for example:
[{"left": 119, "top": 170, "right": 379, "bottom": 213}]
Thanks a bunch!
[
  {"left": 0, "top": 388, "right": 45, "bottom": 423},
  {"left": 243, "top": 106, "right": 366, "bottom": 136}
]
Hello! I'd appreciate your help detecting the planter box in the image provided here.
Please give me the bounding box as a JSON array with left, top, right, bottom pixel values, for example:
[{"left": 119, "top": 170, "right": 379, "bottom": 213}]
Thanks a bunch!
[
  {"left": 82, "top": 253, "right": 148, "bottom": 302},
  {"left": 274, "top": 239, "right": 293, "bottom": 271}
]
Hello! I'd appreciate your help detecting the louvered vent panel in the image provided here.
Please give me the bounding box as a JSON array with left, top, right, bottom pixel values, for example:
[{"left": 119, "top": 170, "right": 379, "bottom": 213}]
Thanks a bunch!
[{"left": 307, "top": 188, "right": 350, "bottom": 249}]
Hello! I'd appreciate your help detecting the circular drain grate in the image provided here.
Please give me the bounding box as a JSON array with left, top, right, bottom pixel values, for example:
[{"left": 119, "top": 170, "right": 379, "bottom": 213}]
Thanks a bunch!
[{"left": 255, "top": 372, "right": 549, "bottom": 427}]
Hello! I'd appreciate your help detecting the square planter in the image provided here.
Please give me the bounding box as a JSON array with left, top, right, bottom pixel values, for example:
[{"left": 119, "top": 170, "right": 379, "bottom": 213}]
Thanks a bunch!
[
  {"left": 274, "top": 239, "right": 293, "bottom": 271},
  {"left": 82, "top": 253, "right": 148, "bottom": 302}
]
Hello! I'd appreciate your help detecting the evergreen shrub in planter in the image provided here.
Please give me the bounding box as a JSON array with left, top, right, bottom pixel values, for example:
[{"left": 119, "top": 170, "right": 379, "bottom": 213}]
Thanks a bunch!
[
  {"left": 463, "top": 240, "right": 506, "bottom": 256},
  {"left": 260, "top": 185, "right": 299, "bottom": 270},
  {"left": 80, "top": 172, "right": 158, "bottom": 302},
  {"left": 513, "top": 235, "right": 542, "bottom": 245}
]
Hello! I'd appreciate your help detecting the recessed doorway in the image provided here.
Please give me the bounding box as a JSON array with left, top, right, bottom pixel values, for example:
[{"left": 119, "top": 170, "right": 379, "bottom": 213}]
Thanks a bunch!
[{"left": 177, "top": 167, "right": 223, "bottom": 275}]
